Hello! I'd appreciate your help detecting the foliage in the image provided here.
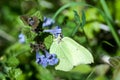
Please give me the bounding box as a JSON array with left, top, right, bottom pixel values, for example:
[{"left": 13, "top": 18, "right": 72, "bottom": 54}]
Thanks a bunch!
[{"left": 0, "top": 0, "right": 120, "bottom": 80}]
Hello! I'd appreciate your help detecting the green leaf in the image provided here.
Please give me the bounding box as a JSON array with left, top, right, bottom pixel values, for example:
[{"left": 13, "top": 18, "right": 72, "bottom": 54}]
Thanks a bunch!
[
  {"left": 72, "top": 10, "right": 86, "bottom": 28},
  {"left": 44, "top": 35, "right": 53, "bottom": 49},
  {"left": 81, "top": 10, "right": 86, "bottom": 27},
  {"left": 37, "top": 67, "right": 54, "bottom": 80},
  {"left": 5, "top": 42, "right": 30, "bottom": 57},
  {"left": 72, "top": 10, "right": 86, "bottom": 36},
  {"left": 22, "top": 27, "right": 36, "bottom": 42},
  {"left": 95, "top": 64, "right": 109, "bottom": 76},
  {"left": 32, "top": 11, "right": 43, "bottom": 21},
  {"left": 6, "top": 57, "right": 20, "bottom": 67},
  {"left": 0, "top": 72, "right": 5, "bottom": 80},
  {"left": 71, "top": 10, "right": 81, "bottom": 36},
  {"left": 14, "top": 69, "right": 22, "bottom": 79},
  {"left": 95, "top": 76, "right": 107, "bottom": 80},
  {"left": 112, "top": 64, "right": 120, "bottom": 80},
  {"left": 9, "top": 68, "right": 22, "bottom": 79},
  {"left": 71, "top": 64, "right": 92, "bottom": 73},
  {"left": 73, "top": 10, "right": 80, "bottom": 25}
]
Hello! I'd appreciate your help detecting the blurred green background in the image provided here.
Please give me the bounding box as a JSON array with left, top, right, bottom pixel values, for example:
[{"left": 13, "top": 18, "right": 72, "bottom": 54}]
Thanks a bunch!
[{"left": 0, "top": 0, "right": 120, "bottom": 80}]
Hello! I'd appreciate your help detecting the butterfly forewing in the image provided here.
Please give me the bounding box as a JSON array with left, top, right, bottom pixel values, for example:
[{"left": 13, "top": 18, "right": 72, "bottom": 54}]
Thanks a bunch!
[{"left": 63, "top": 37, "right": 94, "bottom": 65}]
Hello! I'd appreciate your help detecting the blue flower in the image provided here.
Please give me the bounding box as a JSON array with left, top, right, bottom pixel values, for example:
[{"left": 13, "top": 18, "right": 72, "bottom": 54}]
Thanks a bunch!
[
  {"left": 42, "top": 17, "right": 55, "bottom": 28},
  {"left": 18, "top": 33, "right": 25, "bottom": 43},
  {"left": 47, "top": 56, "right": 59, "bottom": 65},
  {"left": 36, "top": 52, "right": 48, "bottom": 67},
  {"left": 44, "top": 50, "right": 59, "bottom": 66},
  {"left": 36, "top": 50, "right": 59, "bottom": 67},
  {"left": 43, "top": 26, "right": 61, "bottom": 38}
]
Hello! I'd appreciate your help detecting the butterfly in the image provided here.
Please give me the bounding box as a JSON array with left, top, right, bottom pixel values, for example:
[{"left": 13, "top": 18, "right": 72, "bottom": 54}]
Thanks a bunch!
[{"left": 50, "top": 34, "right": 94, "bottom": 71}]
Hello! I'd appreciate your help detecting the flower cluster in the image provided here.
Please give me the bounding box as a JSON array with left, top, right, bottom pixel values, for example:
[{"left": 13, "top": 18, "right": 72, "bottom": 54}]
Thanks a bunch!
[
  {"left": 36, "top": 50, "right": 58, "bottom": 67},
  {"left": 20, "top": 16, "right": 60, "bottom": 68},
  {"left": 42, "top": 17, "right": 61, "bottom": 37}
]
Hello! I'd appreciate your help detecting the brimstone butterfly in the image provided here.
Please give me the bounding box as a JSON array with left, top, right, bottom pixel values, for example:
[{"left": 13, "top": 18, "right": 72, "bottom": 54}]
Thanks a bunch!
[{"left": 50, "top": 34, "right": 94, "bottom": 71}]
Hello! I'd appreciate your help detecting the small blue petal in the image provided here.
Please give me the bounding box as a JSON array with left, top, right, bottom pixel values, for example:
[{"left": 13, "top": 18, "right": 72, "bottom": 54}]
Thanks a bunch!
[
  {"left": 43, "top": 26, "right": 61, "bottom": 38},
  {"left": 47, "top": 58, "right": 59, "bottom": 65},
  {"left": 44, "top": 50, "right": 59, "bottom": 65},
  {"left": 44, "top": 50, "right": 56, "bottom": 58},
  {"left": 54, "top": 58, "right": 59, "bottom": 64},
  {"left": 41, "top": 58, "right": 48, "bottom": 67},
  {"left": 36, "top": 52, "right": 42, "bottom": 64},
  {"left": 36, "top": 52, "right": 48, "bottom": 67},
  {"left": 47, "top": 59, "right": 54, "bottom": 65},
  {"left": 18, "top": 33, "right": 25, "bottom": 43},
  {"left": 36, "top": 51, "right": 41, "bottom": 59},
  {"left": 44, "top": 50, "right": 50, "bottom": 57},
  {"left": 42, "top": 17, "right": 55, "bottom": 27}
]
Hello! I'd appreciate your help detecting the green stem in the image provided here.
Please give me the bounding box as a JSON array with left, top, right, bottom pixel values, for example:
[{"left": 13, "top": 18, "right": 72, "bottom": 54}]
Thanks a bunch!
[
  {"left": 100, "top": 0, "right": 120, "bottom": 47},
  {"left": 71, "top": 24, "right": 80, "bottom": 37},
  {"left": 86, "top": 68, "right": 95, "bottom": 80},
  {"left": 52, "top": 1, "right": 120, "bottom": 47},
  {"left": 100, "top": 0, "right": 112, "bottom": 22},
  {"left": 82, "top": 28, "right": 90, "bottom": 46},
  {"left": 52, "top": 2, "right": 85, "bottom": 20},
  {"left": 0, "top": 29, "right": 15, "bottom": 42}
]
